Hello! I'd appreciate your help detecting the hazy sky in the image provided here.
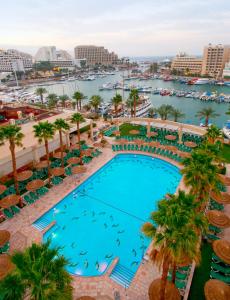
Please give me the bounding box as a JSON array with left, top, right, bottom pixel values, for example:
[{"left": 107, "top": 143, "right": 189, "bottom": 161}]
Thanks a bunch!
[{"left": 0, "top": 0, "right": 229, "bottom": 57}]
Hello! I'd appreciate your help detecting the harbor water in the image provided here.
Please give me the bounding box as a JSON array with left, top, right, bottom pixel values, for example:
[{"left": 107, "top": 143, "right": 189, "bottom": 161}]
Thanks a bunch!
[{"left": 28, "top": 72, "right": 230, "bottom": 127}]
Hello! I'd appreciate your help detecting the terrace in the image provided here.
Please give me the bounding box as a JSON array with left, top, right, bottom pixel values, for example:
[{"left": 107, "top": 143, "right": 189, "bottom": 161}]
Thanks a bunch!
[{"left": 0, "top": 117, "right": 229, "bottom": 300}]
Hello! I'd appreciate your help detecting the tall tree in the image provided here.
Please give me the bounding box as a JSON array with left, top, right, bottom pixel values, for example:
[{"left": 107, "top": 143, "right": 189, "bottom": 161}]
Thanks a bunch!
[
  {"left": 47, "top": 93, "right": 58, "bottom": 109},
  {"left": 54, "top": 119, "right": 70, "bottom": 167},
  {"left": 142, "top": 190, "right": 207, "bottom": 300},
  {"left": 170, "top": 108, "right": 185, "bottom": 122},
  {"left": 196, "top": 107, "right": 219, "bottom": 127},
  {"left": 182, "top": 149, "right": 221, "bottom": 206},
  {"left": 157, "top": 105, "right": 174, "bottom": 120},
  {"left": 0, "top": 125, "right": 24, "bottom": 197},
  {"left": 59, "top": 94, "right": 69, "bottom": 109},
  {"left": 111, "top": 93, "right": 122, "bottom": 117},
  {"left": 72, "top": 91, "right": 86, "bottom": 110},
  {"left": 129, "top": 89, "right": 139, "bottom": 117},
  {"left": 71, "top": 113, "right": 85, "bottom": 163},
  {"left": 35, "top": 87, "right": 47, "bottom": 105},
  {"left": 89, "top": 95, "right": 102, "bottom": 112},
  {"left": 0, "top": 240, "right": 73, "bottom": 300},
  {"left": 205, "top": 125, "right": 223, "bottom": 144},
  {"left": 33, "top": 121, "right": 55, "bottom": 186}
]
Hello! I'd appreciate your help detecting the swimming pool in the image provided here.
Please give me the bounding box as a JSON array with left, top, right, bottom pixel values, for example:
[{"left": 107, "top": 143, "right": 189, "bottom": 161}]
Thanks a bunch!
[{"left": 33, "top": 154, "right": 181, "bottom": 277}]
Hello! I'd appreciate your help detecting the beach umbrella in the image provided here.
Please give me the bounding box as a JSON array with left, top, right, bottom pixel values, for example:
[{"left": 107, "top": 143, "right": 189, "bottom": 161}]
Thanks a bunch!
[
  {"left": 204, "top": 279, "right": 230, "bottom": 300},
  {"left": 148, "top": 278, "right": 180, "bottom": 300},
  {"left": 0, "top": 194, "right": 21, "bottom": 209},
  {"left": 210, "top": 192, "right": 230, "bottom": 205},
  {"left": 129, "top": 129, "right": 140, "bottom": 135},
  {"left": 184, "top": 141, "right": 197, "bottom": 148},
  {"left": 149, "top": 141, "right": 161, "bottom": 147},
  {"left": 165, "top": 135, "right": 177, "bottom": 141},
  {"left": 0, "top": 184, "right": 7, "bottom": 195},
  {"left": 206, "top": 210, "right": 230, "bottom": 228},
  {"left": 0, "top": 254, "right": 15, "bottom": 280},
  {"left": 113, "top": 130, "right": 120, "bottom": 136},
  {"left": 17, "top": 170, "right": 33, "bottom": 182},
  {"left": 117, "top": 138, "right": 127, "bottom": 144},
  {"left": 81, "top": 149, "right": 93, "bottom": 157},
  {"left": 213, "top": 240, "right": 230, "bottom": 265},
  {"left": 72, "top": 165, "right": 87, "bottom": 175},
  {"left": 167, "top": 145, "right": 178, "bottom": 152},
  {"left": 0, "top": 230, "right": 10, "bottom": 248},
  {"left": 176, "top": 151, "right": 191, "bottom": 158},
  {"left": 34, "top": 160, "right": 48, "bottom": 169},
  {"left": 219, "top": 174, "right": 230, "bottom": 186},
  {"left": 50, "top": 167, "right": 65, "bottom": 177},
  {"left": 71, "top": 144, "right": 81, "bottom": 150},
  {"left": 26, "top": 179, "right": 44, "bottom": 192},
  {"left": 67, "top": 157, "right": 81, "bottom": 165},
  {"left": 53, "top": 152, "right": 67, "bottom": 159},
  {"left": 76, "top": 297, "right": 96, "bottom": 300}
]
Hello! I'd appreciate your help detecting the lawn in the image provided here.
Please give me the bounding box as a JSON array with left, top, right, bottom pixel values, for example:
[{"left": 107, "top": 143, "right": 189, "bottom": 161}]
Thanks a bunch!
[
  {"left": 188, "top": 242, "right": 212, "bottom": 300},
  {"left": 119, "top": 123, "right": 146, "bottom": 136},
  {"left": 221, "top": 143, "right": 230, "bottom": 163}
]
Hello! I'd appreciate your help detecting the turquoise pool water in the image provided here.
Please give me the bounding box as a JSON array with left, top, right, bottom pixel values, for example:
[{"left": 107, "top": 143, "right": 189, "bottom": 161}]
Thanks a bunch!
[{"left": 33, "top": 154, "right": 181, "bottom": 276}]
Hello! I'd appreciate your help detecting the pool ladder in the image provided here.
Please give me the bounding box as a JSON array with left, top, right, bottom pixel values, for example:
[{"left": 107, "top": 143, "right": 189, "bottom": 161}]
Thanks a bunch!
[
  {"left": 109, "top": 263, "right": 135, "bottom": 288},
  {"left": 32, "top": 218, "right": 50, "bottom": 231}
]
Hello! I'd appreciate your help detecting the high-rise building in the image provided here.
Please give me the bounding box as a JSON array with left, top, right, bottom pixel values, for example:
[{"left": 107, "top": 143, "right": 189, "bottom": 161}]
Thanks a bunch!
[
  {"left": 223, "top": 61, "right": 230, "bottom": 79},
  {"left": 35, "top": 46, "right": 75, "bottom": 69},
  {"left": 0, "top": 49, "right": 33, "bottom": 72},
  {"left": 201, "top": 44, "right": 230, "bottom": 78},
  {"left": 74, "top": 45, "right": 118, "bottom": 66},
  {"left": 171, "top": 53, "right": 203, "bottom": 75}
]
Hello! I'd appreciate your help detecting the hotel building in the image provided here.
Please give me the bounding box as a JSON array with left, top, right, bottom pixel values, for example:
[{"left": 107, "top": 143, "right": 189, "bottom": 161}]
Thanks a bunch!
[
  {"left": 0, "top": 49, "right": 33, "bottom": 72},
  {"left": 223, "top": 61, "right": 230, "bottom": 78},
  {"left": 35, "top": 46, "right": 75, "bottom": 70},
  {"left": 74, "top": 45, "right": 118, "bottom": 66},
  {"left": 171, "top": 53, "right": 203, "bottom": 75},
  {"left": 201, "top": 44, "right": 230, "bottom": 78}
]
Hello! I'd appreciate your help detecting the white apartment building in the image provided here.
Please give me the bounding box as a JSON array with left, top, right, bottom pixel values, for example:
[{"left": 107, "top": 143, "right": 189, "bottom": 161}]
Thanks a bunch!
[{"left": 0, "top": 49, "right": 33, "bottom": 72}]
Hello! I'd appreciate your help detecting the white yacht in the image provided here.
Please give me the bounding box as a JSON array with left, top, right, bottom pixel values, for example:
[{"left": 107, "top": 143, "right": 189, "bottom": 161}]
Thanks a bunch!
[
  {"left": 223, "top": 121, "right": 230, "bottom": 139},
  {"left": 125, "top": 95, "right": 152, "bottom": 117},
  {"left": 194, "top": 78, "right": 210, "bottom": 85}
]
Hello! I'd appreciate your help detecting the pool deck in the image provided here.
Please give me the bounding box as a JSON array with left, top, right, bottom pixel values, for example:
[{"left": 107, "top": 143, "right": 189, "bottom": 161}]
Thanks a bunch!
[{"left": 0, "top": 146, "right": 229, "bottom": 299}]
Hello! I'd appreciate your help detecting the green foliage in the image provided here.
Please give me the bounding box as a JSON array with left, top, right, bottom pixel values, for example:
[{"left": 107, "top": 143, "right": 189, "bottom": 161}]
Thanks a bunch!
[
  {"left": 157, "top": 104, "right": 174, "bottom": 120},
  {"left": 89, "top": 95, "right": 102, "bottom": 111},
  {"left": 33, "top": 121, "right": 55, "bottom": 144},
  {"left": 47, "top": 94, "right": 58, "bottom": 109},
  {"left": 205, "top": 125, "right": 223, "bottom": 143},
  {"left": 33, "top": 61, "right": 53, "bottom": 71},
  {"left": 196, "top": 107, "right": 219, "bottom": 126},
  {"left": 54, "top": 118, "right": 70, "bottom": 132},
  {"left": 71, "top": 113, "right": 85, "bottom": 125},
  {"left": 0, "top": 125, "right": 24, "bottom": 147},
  {"left": 0, "top": 241, "right": 73, "bottom": 300},
  {"left": 170, "top": 108, "right": 185, "bottom": 122}
]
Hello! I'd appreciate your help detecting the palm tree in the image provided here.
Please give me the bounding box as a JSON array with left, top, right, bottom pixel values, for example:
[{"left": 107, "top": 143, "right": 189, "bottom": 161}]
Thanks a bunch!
[
  {"left": 47, "top": 93, "right": 58, "bottom": 109},
  {"left": 182, "top": 149, "right": 221, "bottom": 206},
  {"left": 196, "top": 107, "right": 219, "bottom": 127},
  {"left": 35, "top": 87, "right": 47, "bottom": 105},
  {"left": 54, "top": 119, "right": 70, "bottom": 167},
  {"left": 33, "top": 121, "right": 55, "bottom": 186},
  {"left": 126, "top": 98, "right": 134, "bottom": 117},
  {"left": 59, "top": 94, "right": 69, "bottom": 109},
  {"left": 111, "top": 93, "right": 122, "bottom": 117},
  {"left": 89, "top": 95, "right": 102, "bottom": 112},
  {"left": 129, "top": 89, "right": 139, "bottom": 117},
  {"left": 205, "top": 125, "right": 223, "bottom": 144},
  {"left": 170, "top": 108, "right": 185, "bottom": 122},
  {"left": 71, "top": 113, "right": 85, "bottom": 163},
  {"left": 157, "top": 105, "right": 174, "bottom": 120},
  {"left": 225, "top": 107, "right": 230, "bottom": 115},
  {"left": 142, "top": 190, "right": 207, "bottom": 300},
  {"left": 0, "top": 125, "right": 24, "bottom": 197},
  {"left": 0, "top": 240, "right": 72, "bottom": 300},
  {"left": 148, "top": 107, "right": 156, "bottom": 118},
  {"left": 73, "top": 91, "right": 86, "bottom": 110}
]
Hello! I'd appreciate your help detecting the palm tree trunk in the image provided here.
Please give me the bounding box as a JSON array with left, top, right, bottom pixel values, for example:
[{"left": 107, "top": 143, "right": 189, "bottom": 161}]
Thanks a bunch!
[
  {"left": 79, "top": 99, "right": 82, "bottom": 110},
  {"left": 59, "top": 130, "right": 64, "bottom": 167},
  {"left": 205, "top": 117, "right": 209, "bottom": 127},
  {"left": 9, "top": 140, "right": 19, "bottom": 196},
  {"left": 115, "top": 105, "right": 118, "bottom": 117},
  {"left": 171, "top": 263, "right": 177, "bottom": 284},
  {"left": 41, "top": 94, "right": 43, "bottom": 105},
  {"left": 45, "top": 140, "right": 51, "bottom": 186},
  {"left": 134, "top": 96, "right": 136, "bottom": 117},
  {"left": 159, "top": 259, "right": 170, "bottom": 300},
  {"left": 77, "top": 122, "right": 82, "bottom": 164}
]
